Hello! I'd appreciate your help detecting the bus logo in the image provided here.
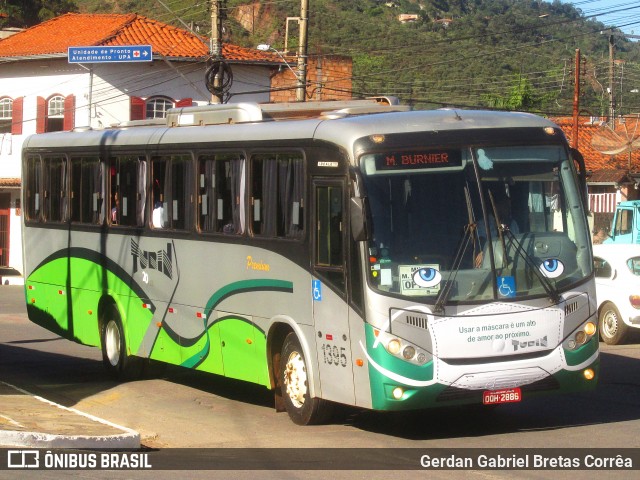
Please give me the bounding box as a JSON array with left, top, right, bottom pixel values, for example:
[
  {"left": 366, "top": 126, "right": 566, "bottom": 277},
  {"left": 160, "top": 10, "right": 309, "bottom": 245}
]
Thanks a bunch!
[{"left": 131, "top": 240, "right": 173, "bottom": 279}]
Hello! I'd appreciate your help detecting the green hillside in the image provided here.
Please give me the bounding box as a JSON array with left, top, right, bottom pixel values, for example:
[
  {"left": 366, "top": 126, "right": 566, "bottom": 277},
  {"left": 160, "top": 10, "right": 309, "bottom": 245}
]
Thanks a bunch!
[{"left": 5, "top": 0, "right": 640, "bottom": 115}]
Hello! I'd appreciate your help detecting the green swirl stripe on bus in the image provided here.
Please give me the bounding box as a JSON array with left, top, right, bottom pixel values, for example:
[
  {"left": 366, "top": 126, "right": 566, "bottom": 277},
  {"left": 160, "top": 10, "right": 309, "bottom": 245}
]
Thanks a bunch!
[{"left": 177, "top": 279, "right": 294, "bottom": 369}]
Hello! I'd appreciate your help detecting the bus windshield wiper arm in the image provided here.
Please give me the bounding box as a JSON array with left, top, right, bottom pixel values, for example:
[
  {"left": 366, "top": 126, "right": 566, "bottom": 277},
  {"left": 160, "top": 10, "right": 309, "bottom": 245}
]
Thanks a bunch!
[
  {"left": 487, "top": 192, "right": 560, "bottom": 304},
  {"left": 434, "top": 186, "right": 476, "bottom": 313},
  {"left": 501, "top": 228, "right": 561, "bottom": 304}
]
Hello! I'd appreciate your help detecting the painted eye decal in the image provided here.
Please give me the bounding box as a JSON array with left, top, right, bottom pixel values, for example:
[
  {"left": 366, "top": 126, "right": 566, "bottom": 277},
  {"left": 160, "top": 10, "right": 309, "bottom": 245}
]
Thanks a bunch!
[
  {"left": 413, "top": 268, "right": 442, "bottom": 288},
  {"left": 539, "top": 259, "right": 564, "bottom": 278}
]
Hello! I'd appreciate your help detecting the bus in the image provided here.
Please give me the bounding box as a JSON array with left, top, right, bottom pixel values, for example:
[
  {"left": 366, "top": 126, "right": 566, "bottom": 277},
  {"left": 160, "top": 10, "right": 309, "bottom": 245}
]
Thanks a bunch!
[{"left": 21, "top": 98, "right": 599, "bottom": 425}]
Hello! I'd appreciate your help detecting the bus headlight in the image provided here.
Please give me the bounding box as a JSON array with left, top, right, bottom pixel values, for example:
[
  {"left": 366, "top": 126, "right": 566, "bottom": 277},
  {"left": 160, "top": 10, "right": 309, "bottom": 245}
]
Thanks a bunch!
[
  {"left": 387, "top": 338, "right": 401, "bottom": 355},
  {"left": 402, "top": 346, "right": 416, "bottom": 360},
  {"left": 568, "top": 321, "right": 597, "bottom": 350}
]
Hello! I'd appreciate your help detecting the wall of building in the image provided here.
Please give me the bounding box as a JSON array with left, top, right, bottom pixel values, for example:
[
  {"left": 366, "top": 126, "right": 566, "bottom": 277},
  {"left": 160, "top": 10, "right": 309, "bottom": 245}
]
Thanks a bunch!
[
  {"left": 269, "top": 55, "right": 353, "bottom": 103},
  {"left": 0, "top": 58, "right": 272, "bottom": 283}
]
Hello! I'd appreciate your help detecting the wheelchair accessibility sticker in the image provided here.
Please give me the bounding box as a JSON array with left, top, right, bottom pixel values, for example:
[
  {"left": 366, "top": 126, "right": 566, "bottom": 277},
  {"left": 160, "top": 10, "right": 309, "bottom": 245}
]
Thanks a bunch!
[
  {"left": 312, "top": 279, "right": 322, "bottom": 301},
  {"left": 497, "top": 276, "right": 516, "bottom": 298}
]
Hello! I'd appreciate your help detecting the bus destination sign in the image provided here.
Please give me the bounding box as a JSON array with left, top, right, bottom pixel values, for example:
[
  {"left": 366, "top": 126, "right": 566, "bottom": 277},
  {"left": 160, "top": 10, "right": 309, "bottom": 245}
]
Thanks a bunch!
[{"left": 375, "top": 149, "right": 462, "bottom": 170}]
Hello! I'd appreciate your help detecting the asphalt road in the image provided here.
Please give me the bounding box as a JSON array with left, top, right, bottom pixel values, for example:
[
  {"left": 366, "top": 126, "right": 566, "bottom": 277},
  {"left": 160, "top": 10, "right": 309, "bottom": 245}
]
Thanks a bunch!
[{"left": 1, "top": 285, "right": 640, "bottom": 479}]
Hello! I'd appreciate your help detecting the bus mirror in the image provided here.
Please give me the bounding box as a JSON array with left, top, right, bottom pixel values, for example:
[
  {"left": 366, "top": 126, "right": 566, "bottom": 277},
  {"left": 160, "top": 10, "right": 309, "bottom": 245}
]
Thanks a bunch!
[
  {"left": 350, "top": 197, "right": 368, "bottom": 241},
  {"left": 570, "top": 147, "right": 588, "bottom": 210}
]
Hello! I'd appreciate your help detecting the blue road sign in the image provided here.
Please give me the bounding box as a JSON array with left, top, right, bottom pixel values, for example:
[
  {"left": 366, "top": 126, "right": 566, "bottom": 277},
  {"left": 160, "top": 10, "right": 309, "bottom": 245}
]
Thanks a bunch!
[{"left": 68, "top": 45, "right": 153, "bottom": 64}]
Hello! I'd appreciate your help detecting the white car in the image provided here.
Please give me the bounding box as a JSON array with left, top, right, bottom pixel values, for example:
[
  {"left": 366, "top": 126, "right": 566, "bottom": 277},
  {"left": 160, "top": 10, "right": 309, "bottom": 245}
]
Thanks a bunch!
[{"left": 593, "top": 244, "right": 640, "bottom": 345}]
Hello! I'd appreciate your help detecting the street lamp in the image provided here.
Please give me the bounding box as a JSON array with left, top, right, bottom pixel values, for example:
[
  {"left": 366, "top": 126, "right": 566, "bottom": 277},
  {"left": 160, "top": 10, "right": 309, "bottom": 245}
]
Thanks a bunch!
[{"left": 257, "top": 44, "right": 305, "bottom": 101}]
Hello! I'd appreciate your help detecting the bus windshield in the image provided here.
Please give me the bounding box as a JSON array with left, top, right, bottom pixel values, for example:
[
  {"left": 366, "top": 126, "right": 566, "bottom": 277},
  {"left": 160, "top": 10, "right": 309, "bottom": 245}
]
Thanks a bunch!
[{"left": 360, "top": 144, "right": 592, "bottom": 304}]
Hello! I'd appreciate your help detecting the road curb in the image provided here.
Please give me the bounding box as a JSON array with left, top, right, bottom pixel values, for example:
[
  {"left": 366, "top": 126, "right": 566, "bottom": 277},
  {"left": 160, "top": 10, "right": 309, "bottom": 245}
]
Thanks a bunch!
[{"left": 0, "top": 381, "right": 140, "bottom": 449}]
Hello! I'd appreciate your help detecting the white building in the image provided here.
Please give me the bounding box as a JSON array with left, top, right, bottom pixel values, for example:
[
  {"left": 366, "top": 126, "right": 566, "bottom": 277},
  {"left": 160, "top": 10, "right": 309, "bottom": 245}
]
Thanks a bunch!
[{"left": 0, "top": 13, "right": 281, "bottom": 284}]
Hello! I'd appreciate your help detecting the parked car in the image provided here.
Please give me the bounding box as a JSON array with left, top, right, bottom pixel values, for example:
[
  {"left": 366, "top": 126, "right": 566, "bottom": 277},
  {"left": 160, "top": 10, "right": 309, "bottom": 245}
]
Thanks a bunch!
[{"left": 593, "top": 244, "right": 640, "bottom": 344}]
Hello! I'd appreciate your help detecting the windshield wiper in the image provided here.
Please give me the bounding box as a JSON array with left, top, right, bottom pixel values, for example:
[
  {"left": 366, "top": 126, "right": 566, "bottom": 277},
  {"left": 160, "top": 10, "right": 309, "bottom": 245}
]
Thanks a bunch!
[
  {"left": 488, "top": 193, "right": 561, "bottom": 305},
  {"left": 434, "top": 186, "right": 476, "bottom": 313}
]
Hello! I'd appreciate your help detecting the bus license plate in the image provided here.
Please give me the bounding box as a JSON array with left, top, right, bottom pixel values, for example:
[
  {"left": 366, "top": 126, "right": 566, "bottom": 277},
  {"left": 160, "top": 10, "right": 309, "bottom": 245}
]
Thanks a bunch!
[{"left": 482, "top": 387, "right": 522, "bottom": 405}]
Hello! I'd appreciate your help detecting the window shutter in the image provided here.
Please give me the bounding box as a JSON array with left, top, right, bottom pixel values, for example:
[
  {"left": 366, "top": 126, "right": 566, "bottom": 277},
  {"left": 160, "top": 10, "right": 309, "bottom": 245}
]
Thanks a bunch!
[
  {"left": 36, "top": 96, "right": 46, "bottom": 134},
  {"left": 63, "top": 94, "right": 75, "bottom": 131},
  {"left": 130, "top": 96, "right": 145, "bottom": 121},
  {"left": 175, "top": 98, "right": 193, "bottom": 108},
  {"left": 11, "top": 97, "right": 23, "bottom": 135}
]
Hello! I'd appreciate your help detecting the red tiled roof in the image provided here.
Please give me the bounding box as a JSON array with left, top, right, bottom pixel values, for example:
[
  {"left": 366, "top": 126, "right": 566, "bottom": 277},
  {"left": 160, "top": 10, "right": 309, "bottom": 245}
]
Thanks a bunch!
[
  {"left": 0, "top": 13, "right": 280, "bottom": 63},
  {"left": 0, "top": 178, "right": 20, "bottom": 187},
  {"left": 552, "top": 117, "right": 640, "bottom": 173}
]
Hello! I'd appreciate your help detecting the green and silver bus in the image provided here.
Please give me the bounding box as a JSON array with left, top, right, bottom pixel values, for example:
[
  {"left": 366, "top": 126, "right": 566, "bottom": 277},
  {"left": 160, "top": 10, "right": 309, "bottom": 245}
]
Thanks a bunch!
[{"left": 22, "top": 99, "right": 599, "bottom": 425}]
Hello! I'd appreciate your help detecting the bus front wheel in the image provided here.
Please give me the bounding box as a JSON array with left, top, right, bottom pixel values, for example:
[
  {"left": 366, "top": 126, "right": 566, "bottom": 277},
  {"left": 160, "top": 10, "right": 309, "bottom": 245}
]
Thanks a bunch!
[
  {"left": 280, "top": 332, "right": 332, "bottom": 425},
  {"left": 101, "top": 307, "right": 140, "bottom": 380}
]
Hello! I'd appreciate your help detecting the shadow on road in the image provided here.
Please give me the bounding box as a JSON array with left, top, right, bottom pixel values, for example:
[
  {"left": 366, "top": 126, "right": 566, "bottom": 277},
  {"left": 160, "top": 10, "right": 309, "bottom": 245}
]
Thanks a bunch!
[{"left": 0, "top": 336, "right": 639, "bottom": 441}]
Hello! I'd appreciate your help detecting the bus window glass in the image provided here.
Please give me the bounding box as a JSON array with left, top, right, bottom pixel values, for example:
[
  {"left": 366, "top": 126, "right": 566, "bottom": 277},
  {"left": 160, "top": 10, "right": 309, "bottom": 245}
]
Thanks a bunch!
[
  {"left": 25, "top": 155, "right": 41, "bottom": 221},
  {"left": 110, "top": 156, "right": 146, "bottom": 227},
  {"left": 43, "top": 156, "right": 68, "bottom": 222},
  {"left": 71, "top": 157, "right": 104, "bottom": 224},
  {"left": 152, "top": 154, "right": 192, "bottom": 230},
  {"left": 198, "top": 153, "right": 244, "bottom": 234},
  {"left": 251, "top": 153, "right": 304, "bottom": 238},
  {"left": 360, "top": 145, "right": 592, "bottom": 302},
  {"left": 316, "top": 185, "right": 343, "bottom": 266}
]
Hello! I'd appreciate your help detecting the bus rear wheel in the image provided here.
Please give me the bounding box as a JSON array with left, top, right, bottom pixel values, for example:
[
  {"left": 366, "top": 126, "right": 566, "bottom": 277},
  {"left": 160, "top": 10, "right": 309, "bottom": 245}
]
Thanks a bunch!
[
  {"left": 101, "top": 307, "right": 140, "bottom": 380},
  {"left": 280, "top": 332, "right": 332, "bottom": 425}
]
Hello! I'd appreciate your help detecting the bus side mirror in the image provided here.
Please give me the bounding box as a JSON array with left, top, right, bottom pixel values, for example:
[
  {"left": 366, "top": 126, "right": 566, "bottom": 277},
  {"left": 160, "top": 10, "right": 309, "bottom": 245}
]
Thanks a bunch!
[
  {"left": 350, "top": 197, "right": 369, "bottom": 241},
  {"left": 570, "top": 147, "right": 588, "bottom": 210}
]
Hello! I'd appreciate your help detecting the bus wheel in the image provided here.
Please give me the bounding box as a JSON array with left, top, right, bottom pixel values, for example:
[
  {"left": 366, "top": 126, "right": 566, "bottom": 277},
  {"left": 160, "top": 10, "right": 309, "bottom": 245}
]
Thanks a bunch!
[
  {"left": 101, "top": 307, "right": 140, "bottom": 380},
  {"left": 599, "top": 302, "right": 629, "bottom": 345},
  {"left": 280, "top": 332, "right": 332, "bottom": 425}
]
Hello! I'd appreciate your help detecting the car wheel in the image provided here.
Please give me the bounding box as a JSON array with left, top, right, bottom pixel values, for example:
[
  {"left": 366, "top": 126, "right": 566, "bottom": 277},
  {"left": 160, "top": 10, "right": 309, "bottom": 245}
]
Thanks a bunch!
[
  {"left": 280, "top": 332, "right": 333, "bottom": 425},
  {"left": 599, "top": 302, "right": 629, "bottom": 345}
]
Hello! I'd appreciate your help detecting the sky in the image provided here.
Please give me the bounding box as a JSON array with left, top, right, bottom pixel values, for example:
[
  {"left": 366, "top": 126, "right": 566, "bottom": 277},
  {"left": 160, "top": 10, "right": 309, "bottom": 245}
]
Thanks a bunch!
[{"left": 564, "top": 0, "right": 640, "bottom": 37}]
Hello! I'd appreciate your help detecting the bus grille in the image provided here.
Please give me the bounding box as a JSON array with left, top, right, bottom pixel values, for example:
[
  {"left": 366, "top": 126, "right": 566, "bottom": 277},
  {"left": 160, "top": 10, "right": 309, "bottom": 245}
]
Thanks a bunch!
[{"left": 565, "top": 301, "right": 579, "bottom": 317}]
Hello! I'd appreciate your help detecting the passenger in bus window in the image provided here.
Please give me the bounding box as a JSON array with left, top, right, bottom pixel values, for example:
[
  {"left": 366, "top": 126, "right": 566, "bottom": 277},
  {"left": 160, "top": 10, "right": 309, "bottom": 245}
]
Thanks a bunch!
[
  {"left": 153, "top": 201, "right": 164, "bottom": 228},
  {"left": 111, "top": 192, "right": 119, "bottom": 224}
]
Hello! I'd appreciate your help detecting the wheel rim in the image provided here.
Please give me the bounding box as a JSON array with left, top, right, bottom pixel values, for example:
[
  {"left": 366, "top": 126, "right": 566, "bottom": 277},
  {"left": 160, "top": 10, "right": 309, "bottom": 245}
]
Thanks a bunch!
[
  {"left": 602, "top": 309, "right": 619, "bottom": 339},
  {"left": 284, "top": 350, "right": 307, "bottom": 409},
  {"left": 105, "top": 320, "right": 121, "bottom": 367}
]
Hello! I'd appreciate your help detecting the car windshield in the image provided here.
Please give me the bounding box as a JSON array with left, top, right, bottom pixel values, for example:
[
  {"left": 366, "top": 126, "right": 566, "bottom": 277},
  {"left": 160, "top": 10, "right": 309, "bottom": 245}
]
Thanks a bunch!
[{"left": 360, "top": 144, "right": 592, "bottom": 304}]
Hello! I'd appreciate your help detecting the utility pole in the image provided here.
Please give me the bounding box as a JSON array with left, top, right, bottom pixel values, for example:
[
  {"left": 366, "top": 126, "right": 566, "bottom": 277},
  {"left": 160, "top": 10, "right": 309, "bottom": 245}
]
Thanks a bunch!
[
  {"left": 296, "top": 0, "right": 309, "bottom": 102},
  {"left": 608, "top": 33, "right": 615, "bottom": 125},
  {"left": 210, "top": 0, "right": 223, "bottom": 103},
  {"left": 572, "top": 49, "right": 580, "bottom": 149}
]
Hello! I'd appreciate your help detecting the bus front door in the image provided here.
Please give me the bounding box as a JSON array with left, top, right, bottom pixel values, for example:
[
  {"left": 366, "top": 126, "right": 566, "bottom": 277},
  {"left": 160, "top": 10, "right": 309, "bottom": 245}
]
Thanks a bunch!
[{"left": 312, "top": 180, "right": 355, "bottom": 405}]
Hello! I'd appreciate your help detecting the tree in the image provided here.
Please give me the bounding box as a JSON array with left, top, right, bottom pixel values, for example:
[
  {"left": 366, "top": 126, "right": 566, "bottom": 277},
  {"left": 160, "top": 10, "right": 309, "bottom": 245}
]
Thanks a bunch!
[{"left": 1, "top": 0, "right": 79, "bottom": 28}]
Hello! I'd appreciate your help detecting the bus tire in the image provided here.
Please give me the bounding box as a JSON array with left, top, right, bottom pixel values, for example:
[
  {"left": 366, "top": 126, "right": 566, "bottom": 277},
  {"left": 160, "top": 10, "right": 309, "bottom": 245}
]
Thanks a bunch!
[
  {"left": 599, "top": 302, "right": 629, "bottom": 345},
  {"left": 280, "top": 332, "right": 332, "bottom": 425},
  {"left": 101, "top": 307, "right": 140, "bottom": 380}
]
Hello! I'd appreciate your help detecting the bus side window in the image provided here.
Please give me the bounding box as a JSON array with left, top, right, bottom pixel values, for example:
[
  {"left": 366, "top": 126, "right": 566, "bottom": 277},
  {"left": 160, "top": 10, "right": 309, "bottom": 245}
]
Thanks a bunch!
[
  {"left": 25, "top": 155, "right": 42, "bottom": 221},
  {"left": 314, "top": 182, "right": 345, "bottom": 291},
  {"left": 198, "top": 153, "right": 244, "bottom": 234},
  {"left": 110, "top": 156, "right": 146, "bottom": 227},
  {"left": 250, "top": 152, "right": 304, "bottom": 238},
  {"left": 151, "top": 154, "right": 192, "bottom": 230},
  {"left": 70, "top": 157, "right": 104, "bottom": 225},
  {"left": 43, "top": 156, "right": 68, "bottom": 223}
]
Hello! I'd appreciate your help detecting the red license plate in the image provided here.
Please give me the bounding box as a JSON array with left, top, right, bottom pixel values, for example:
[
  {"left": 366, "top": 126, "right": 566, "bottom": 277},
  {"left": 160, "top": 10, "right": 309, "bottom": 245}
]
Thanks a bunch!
[{"left": 482, "top": 387, "right": 522, "bottom": 405}]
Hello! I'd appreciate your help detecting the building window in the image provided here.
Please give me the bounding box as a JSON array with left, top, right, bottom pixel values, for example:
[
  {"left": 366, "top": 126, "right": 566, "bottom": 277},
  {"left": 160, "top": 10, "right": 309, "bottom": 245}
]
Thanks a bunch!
[
  {"left": 0, "top": 97, "right": 12, "bottom": 133},
  {"left": 47, "top": 95, "right": 65, "bottom": 132},
  {"left": 146, "top": 97, "right": 173, "bottom": 119}
]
